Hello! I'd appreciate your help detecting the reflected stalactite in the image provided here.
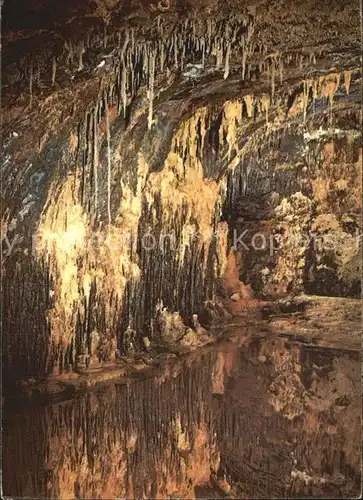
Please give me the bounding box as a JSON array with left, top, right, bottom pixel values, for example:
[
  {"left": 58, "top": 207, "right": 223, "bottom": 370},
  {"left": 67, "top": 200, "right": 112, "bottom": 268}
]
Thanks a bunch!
[
  {"left": 3, "top": 328, "right": 361, "bottom": 498},
  {"left": 4, "top": 351, "right": 220, "bottom": 499}
]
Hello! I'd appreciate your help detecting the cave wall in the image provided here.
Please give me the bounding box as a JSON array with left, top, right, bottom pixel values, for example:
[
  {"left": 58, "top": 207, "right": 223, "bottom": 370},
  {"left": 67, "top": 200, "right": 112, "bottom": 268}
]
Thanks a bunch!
[
  {"left": 226, "top": 126, "right": 361, "bottom": 299},
  {"left": 1, "top": 0, "right": 361, "bottom": 381}
]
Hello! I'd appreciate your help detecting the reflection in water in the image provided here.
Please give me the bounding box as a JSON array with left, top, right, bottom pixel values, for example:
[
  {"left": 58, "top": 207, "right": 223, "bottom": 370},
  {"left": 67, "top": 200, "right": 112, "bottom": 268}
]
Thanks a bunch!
[
  {"left": 3, "top": 335, "right": 361, "bottom": 499},
  {"left": 4, "top": 350, "right": 220, "bottom": 499}
]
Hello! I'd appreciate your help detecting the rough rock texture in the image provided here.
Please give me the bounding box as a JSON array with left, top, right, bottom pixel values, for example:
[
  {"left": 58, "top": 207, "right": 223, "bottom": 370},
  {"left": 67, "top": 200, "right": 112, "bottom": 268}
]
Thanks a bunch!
[
  {"left": 2, "top": 0, "right": 361, "bottom": 383},
  {"left": 228, "top": 131, "right": 361, "bottom": 299}
]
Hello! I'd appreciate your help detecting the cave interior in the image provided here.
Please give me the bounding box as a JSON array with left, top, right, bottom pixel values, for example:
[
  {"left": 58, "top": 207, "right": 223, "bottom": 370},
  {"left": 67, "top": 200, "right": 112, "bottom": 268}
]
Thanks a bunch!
[{"left": 1, "top": 0, "right": 362, "bottom": 498}]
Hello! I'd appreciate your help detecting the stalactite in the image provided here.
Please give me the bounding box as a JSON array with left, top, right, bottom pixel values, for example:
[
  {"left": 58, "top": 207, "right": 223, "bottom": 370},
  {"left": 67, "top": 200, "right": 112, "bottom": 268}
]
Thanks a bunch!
[
  {"left": 121, "top": 29, "right": 130, "bottom": 59},
  {"left": 160, "top": 40, "right": 165, "bottom": 72},
  {"left": 247, "top": 22, "right": 254, "bottom": 44},
  {"left": 128, "top": 49, "right": 134, "bottom": 97},
  {"left": 148, "top": 50, "right": 156, "bottom": 131},
  {"left": 131, "top": 28, "right": 135, "bottom": 52},
  {"left": 52, "top": 56, "right": 57, "bottom": 86},
  {"left": 302, "top": 79, "right": 313, "bottom": 122},
  {"left": 299, "top": 54, "right": 304, "bottom": 70},
  {"left": 105, "top": 96, "right": 112, "bottom": 227},
  {"left": 244, "top": 95, "right": 254, "bottom": 118},
  {"left": 174, "top": 33, "right": 178, "bottom": 69},
  {"left": 29, "top": 62, "right": 33, "bottom": 107},
  {"left": 78, "top": 41, "right": 85, "bottom": 72},
  {"left": 241, "top": 35, "right": 247, "bottom": 80},
  {"left": 207, "top": 19, "right": 212, "bottom": 52},
  {"left": 312, "top": 79, "right": 318, "bottom": 100},
  {"left": 270, "top": 58, "right": 276, "bottom": 101},
  {"left": 181, "top": 34, "right": 186, "bottom": 71},
  {"left": 93, "top": 108, "right": 99, "bottom": 214},
  {"left": 221, "top": 100, "right": 243, "bottom": 161},
  {"left": 201, "top": 37, "right": 206, "bottom": 68},
  {"left": 121, "top": 59, "right": 127, "bottom": 118},
  {"left": 103, "top": 23, "right": 108, "bottom": 49},
  {"left": 86, "top": 30, "right": 92, "bottom": 49},
  {"left": 143, "top": 43, "right": 148, "bottom": 78},
  {"left": 37, "top": 60, "right": 41, "bottom": 85},
  {"left": 215, "top": 40, "right": 223, "bottom": 69},
  {"left": 260, "top": 94, "right": 270, "bottom": 124},
  {"left": 344, "top": 70, "right": 352, "bottom": 94},
  {"left": 224, "top": 42, "right": 231, "bottom": 80},
  {"left": 279, "top": 56, "right": 283, "bottom": 84},
  {"left": 65, "top": 40, "right": 74, "bottom": 67},
  {"left": 10, "top": 14, "right": 360, "bottom": 381}
]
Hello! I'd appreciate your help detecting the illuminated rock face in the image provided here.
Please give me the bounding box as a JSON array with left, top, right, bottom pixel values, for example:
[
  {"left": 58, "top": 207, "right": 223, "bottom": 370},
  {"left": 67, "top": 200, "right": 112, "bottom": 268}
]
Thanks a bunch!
[{"left": 1, "top": 2, "right": 361, "bottom": 380}]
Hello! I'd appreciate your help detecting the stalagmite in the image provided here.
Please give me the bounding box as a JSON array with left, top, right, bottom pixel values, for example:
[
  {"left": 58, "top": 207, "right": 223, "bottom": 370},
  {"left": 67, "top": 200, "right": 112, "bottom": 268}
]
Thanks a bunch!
[{"left": 105, "top": 96, "right": 112, "bottom": 226}]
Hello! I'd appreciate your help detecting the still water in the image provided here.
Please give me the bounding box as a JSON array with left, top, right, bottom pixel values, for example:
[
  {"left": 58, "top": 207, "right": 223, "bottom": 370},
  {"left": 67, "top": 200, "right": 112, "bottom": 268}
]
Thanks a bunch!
[{"left": 3, "top": 330, "right": 361, "bottom": 499}]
